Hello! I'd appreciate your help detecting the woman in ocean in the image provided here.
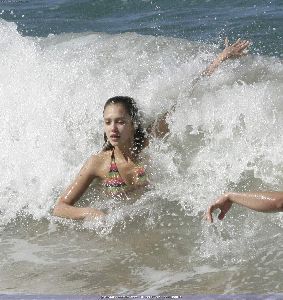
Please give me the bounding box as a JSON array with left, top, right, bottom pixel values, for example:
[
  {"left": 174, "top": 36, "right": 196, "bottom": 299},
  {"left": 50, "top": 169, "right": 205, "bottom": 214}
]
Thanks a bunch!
[
  {"left": 206, "top": 192, "right": 283, "bottom": 222},
  {"left": 53, "top": 38, "right": 250, "bottom": 220}
]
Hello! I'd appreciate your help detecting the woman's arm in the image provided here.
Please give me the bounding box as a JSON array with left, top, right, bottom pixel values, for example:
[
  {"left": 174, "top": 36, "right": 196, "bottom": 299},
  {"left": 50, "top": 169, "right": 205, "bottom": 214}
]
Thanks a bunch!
[
  {"left": 146, "top": 112, "right": 170, "bottom": 140},
  {"left": 206, "top": 192, "right": 283, "bottom": 223},
  {"left": 53, "top": 156, "right": 105, "bottom": 220},
  {"left": 202, "top": 38, "right": 250, "bottom": 76},
  {"left": 147, "top": 38, "right": 251, "bottom": 139}
]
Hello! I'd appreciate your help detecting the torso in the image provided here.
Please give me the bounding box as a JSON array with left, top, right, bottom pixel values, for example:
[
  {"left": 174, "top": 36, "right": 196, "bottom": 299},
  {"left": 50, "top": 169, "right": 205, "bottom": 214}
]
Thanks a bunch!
[{"left": 93, "top": 149, "right": 148, "bottom": 195}]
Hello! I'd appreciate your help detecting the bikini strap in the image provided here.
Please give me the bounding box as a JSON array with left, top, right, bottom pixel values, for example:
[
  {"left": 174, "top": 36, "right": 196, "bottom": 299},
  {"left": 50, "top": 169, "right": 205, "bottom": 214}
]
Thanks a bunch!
[{"left": 111, "top": 148, "right": 115, "bottom": 163}]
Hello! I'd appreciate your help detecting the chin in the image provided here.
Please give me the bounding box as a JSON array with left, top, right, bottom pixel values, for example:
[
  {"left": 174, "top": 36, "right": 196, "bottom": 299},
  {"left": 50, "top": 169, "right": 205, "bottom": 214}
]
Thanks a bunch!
[{"left": 109, "top": 140, "right": 119, "bottom": 147}]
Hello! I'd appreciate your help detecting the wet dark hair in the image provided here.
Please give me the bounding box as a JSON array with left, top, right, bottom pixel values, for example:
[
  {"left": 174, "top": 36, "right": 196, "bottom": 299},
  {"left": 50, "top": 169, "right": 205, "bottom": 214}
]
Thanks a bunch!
[{"left": 103, "top": 96, "right": 146, "bottom": 153}]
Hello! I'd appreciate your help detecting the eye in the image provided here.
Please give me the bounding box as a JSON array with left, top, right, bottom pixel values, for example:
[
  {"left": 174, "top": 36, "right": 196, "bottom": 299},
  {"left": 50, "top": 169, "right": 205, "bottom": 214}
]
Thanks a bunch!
[
  {"left": 104, "top": 120, "right": 111, "bottom": 125},
  {"left": 117, "top": 120, "right": 125, "bottom": 125}
]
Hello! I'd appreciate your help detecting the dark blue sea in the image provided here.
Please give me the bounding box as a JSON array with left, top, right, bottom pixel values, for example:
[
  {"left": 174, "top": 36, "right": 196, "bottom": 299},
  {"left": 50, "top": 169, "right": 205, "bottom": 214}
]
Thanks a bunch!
[
  {"left": 0, "top": 0, "right": 282, "bottom": 297},
  {"left": 0, "top": 0, "right": 282, "bottom": 56}
]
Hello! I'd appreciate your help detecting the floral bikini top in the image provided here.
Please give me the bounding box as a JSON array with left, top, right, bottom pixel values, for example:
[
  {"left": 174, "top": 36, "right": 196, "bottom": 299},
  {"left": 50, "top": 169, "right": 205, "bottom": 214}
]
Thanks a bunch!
[{"left": 103, "top": 150, "right": 147, "bottom": 194}]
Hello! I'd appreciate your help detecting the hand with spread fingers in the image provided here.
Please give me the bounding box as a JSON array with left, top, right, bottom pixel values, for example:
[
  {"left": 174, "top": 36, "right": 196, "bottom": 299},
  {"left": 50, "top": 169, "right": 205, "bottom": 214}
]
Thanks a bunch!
[
  {"left": 202, "top": 37, "right": 251, "bottom": 76},
  {"left": 220, "top": 37, "right": 250, "bottom": 60}
]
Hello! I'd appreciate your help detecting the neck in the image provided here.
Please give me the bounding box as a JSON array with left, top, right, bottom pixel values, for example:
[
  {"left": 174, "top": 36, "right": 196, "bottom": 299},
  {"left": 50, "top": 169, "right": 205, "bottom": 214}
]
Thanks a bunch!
[{"left": 114, "top": 143, "right": 137, "bottom": 161}]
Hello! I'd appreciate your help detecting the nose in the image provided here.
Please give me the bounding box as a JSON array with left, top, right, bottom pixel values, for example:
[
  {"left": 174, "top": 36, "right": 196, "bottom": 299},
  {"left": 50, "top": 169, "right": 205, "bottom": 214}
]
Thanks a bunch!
[{"left": 110, "top": 122, "right": 118, "bottom": 131}]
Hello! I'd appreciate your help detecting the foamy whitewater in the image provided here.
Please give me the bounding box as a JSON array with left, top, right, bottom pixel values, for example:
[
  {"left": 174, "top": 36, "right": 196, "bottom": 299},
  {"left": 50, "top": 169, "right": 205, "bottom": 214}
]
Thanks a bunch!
[{"left": 0, "top": 20, "right": 282, "bottom": 295}]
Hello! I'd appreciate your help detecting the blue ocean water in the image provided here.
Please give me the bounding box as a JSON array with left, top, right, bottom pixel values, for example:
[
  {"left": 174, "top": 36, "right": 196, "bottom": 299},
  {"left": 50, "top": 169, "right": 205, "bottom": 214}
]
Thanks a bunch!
[{"left": 0, "top": 0, "right": 282, "bottom": 56}]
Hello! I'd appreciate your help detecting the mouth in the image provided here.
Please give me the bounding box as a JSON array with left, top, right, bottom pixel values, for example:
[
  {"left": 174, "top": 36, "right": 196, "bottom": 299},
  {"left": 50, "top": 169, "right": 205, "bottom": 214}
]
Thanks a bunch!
[{"left": 110, "top": 134, "right": 120, "bottom": 140}]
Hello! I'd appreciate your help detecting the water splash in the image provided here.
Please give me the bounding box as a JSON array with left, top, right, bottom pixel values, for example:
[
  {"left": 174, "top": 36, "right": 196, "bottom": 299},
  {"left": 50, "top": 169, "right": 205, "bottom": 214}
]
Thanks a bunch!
[{"left": 0, "top": 18, "right": 282, "bottom": 252}]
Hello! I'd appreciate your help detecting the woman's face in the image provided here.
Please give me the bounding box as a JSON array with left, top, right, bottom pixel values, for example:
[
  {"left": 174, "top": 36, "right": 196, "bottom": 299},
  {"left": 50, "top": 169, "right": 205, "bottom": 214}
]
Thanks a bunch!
[{"left": 104, "top": 103, "right": 135, "bottom": 148}]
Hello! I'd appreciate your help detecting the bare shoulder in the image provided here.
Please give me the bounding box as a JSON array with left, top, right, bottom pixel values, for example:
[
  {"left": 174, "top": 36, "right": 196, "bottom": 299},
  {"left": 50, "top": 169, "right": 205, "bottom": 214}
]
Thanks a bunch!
[
  {"left": 93, "top": 150, "right": 111, "bottom": 164},
  {"left": 86, "top": 150, "right": 111, "bottom": 176}
]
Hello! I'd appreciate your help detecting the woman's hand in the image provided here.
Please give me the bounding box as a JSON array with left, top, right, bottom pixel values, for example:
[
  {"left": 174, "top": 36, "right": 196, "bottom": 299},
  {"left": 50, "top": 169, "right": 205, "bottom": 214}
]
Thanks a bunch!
[
  {"left": 206, "top": 192, "right": 283, "bottom": 221},
  {"left": 220, "top": 38, "right": 250, "bottom": 61},
  {"left": 83, "top": 208, "right": 106, "bottom": 220},
  {"left": 202, "top": 37, "right": 251, "bottom": 76},
  {"left": 206, "top": 193, "right": 233, "bottom": 223}
]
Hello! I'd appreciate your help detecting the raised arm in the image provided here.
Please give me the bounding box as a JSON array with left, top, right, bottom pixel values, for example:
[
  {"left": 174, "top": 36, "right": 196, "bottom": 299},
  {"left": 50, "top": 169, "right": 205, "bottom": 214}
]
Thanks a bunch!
[
  {"left": 206, "top": 192, "right": 283, "bottom": 223},
  {"left": 202, "top": 38, "right": 250, "bottom": 76},
  {"left": 53, "top": 156, "right": 105, "bottom": 220},
  {"left": 147, "top": 38, "right": 250, "bottom": 139}
]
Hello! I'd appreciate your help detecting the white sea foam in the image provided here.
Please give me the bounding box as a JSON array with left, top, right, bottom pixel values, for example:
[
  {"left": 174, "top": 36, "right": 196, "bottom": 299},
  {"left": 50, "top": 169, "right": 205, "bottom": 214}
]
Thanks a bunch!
[
  {"left": 0, "top": 19, "right": 282, "bottom": 226},
  {"left": 0, "top": 19, "right": 283, "bottom": 294}
]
